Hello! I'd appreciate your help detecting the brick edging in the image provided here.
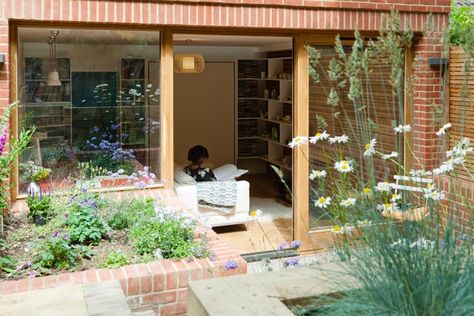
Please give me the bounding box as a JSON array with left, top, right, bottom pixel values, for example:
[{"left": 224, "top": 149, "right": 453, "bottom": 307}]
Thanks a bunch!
[{"left": 0, "top": 228, "right": 247, "bottom": 315}]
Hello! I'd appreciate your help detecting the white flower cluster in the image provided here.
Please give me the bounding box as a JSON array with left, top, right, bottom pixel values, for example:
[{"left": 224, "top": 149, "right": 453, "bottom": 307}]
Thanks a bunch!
[
  {"left": 390, "top": 237, "right": 434, "bottom": 250},
  {"left": 363, "top": 138, "right": 376, "bottom": 157},
  {"left": 436, "top": 123, "right": 451, "bottom": 136},
  {"left": 309, "top": 169, "right": 327, "bottom": 180},
  {"left": 394, "top": 124, "right": 411, "bottom": 133},
  {"left": 310, "top": 130, "right": 330, "bottom": 144}
]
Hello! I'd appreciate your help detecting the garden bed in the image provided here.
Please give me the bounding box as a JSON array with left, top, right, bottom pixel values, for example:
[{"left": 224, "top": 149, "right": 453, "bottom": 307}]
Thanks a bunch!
[{"left": 0, "top": 190, "right": 211, "bottom": 280}]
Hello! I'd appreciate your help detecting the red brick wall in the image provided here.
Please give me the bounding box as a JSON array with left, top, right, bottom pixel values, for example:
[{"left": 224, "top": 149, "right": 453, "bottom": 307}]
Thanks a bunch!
[{"left": 0, "top": 0, "right": 448, "bottom": 208}]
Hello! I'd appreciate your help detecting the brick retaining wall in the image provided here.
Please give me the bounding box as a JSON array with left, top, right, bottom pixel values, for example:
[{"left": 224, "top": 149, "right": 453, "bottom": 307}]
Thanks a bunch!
[{"left": 0, "top": 226, "right": 247, "bottom": 316}]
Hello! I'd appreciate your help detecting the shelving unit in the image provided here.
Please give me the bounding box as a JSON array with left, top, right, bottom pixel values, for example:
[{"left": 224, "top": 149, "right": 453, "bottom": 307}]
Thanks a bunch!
[
  {"left": 23, "top": 57, "right": 72, "bottom": 144},
  {"left": 236, "top": 56, "right": 293, "bottom": 176}
]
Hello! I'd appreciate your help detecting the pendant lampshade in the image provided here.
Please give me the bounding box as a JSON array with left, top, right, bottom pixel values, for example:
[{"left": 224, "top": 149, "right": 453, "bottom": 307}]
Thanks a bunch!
[
  {"left": 47, "top": 31, "right": 61, "bottom": 86},
  {"left": 174, "top": 53, "right": 205, "bottom": 74}
]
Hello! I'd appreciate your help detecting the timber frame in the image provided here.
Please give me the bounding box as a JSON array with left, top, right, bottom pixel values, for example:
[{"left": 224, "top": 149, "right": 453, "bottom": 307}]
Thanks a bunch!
[{"left": 8, "top": 20, "right": 413, "bottom": 252}]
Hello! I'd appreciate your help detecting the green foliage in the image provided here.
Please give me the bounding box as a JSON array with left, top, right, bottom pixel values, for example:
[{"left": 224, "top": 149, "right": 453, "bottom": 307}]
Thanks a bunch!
[
  {"left": 66, "top": 193, "right": 109, "bottom": 245},
  {"left": 26, "top": 193, "right": 53, "bottom": 221},
  {"left": 67, "top": 205, "right": 109, "bottom": 245},
  {"left": 33, "top": 232, "right": 80, "bottom": 271},
  {"left": 19, "top": 161, "right": 51, "bottom": 182},
  {"left": 129, "top": 208, "right": 205, "bottom": 259},
  {"left": 106, "top": 198, "right": 155, "bottom": 230},
  {"left": 0, "top": 102, "right": 35, "bottom": 212},
  {"left": 315, "top": 214, "right": 474, "bottom": 316},
  {"left": 450, "top": 5, "right": 474, "bottom": 45},
  {"left": 78, "top": 161, "right": 108, "bottom": 180},
  {"left": 100, "top": 251, "right": 129, "bottom": 269},
  {"left": 0, "top": 239, "right": 17, "bottom": 276}
]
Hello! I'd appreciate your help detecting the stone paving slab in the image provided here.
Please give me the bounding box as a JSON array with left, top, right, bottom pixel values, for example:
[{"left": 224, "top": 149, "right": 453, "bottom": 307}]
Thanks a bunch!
[
  {"left": 0, "top": 284, "right": 88, "bottom": 316},
  {"left": 188, "top": 263, "right": 359, "bottom": 316},
  {"left": 0, "top": 281, "right": 131, "bottom": 316}
]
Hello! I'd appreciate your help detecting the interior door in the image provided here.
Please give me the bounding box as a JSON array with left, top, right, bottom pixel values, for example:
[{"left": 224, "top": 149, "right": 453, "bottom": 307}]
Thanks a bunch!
[{"left": 174, "top": 62, "right": 235, "bottom": 169}]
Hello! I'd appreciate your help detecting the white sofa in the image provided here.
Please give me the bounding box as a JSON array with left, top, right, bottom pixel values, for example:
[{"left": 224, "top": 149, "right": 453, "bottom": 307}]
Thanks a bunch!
[{"left": 174, "top": 180, "right": 250, "bottom": 227}]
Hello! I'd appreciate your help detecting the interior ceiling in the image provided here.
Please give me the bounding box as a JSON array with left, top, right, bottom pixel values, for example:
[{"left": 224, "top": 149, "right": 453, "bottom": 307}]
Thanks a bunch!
[{"left": 18, "top": 28, "right": 291, "bottom": 47}]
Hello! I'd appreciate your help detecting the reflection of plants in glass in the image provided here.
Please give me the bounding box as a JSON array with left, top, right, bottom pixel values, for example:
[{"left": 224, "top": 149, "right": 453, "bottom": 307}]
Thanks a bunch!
[
  {"left": 78, "top": 161, "right": 108, "bottom": 180},
  {"left": 83, "top": 125, "right": 135, "bottom": 174},
  {"left": 41, "top": 142, "right": 75, "bottom": 166},
  {"left": 20, "top": 161, "right": 51, "bottom": 183},
  {"left": 0, "top": 102, "right": 35, "bottom": 213}
]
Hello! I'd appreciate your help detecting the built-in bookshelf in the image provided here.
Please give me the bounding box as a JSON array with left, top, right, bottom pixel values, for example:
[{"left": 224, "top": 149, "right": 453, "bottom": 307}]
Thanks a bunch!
[
  {"left": 23, "top": 57, "right": 72, "bottom": 143},
  {"left": 236, "top": 56, "right": 293, "bottom": 175}
]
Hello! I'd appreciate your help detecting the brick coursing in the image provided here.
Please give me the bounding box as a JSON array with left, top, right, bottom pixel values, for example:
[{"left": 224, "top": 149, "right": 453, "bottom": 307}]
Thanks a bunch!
[{"left": 0, "top": 224, "right": 247, "bottom": 315}]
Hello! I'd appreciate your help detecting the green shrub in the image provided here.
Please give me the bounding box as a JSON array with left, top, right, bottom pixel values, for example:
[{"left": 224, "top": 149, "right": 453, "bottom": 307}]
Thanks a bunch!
[
  {"left": 106, "top": 198, "right": 155, "bottom": 230},
  {"left": 27, "top": 192, "right": 53, "bottom": 222},
  {"left": 66, "top": 195, "right": 109, "bottom": 245},
  {"left": 33, "top": 232, "right": 80, "bottom": 271},
  {"left": 129, "top": 208, "right": 205, "bottom": 259},
  {"left": 100, "top": 251, "right": 129, "bottom": 269}
]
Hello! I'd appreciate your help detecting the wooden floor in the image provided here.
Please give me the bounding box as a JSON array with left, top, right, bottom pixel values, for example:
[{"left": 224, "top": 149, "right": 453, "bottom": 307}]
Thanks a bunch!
[
  {"left": 213, "top": 218, "right": 293, "bottom": 254},
  {"left": 213, "top": 173, "right": 293, "bottom": 254}
]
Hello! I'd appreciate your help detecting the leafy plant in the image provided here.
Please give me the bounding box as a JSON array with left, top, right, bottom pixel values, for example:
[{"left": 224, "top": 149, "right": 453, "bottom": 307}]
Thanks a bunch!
[
  {"left": 450, "top": 5, "right": 474, "bottom": 45},
  {"left": 100, "top": 251, "right": 129, "bottom": 269},
  {"left": 33, "top": 232, "right": 79, "bottom": 271},
  {"left": 26, "top": 192, "right": 52, "bottom": 222},
  {"left": 78, "top": 161, "right": 108, "bottom": 180},
  {"left": 66, "top": 193, "right": 109, "bottom": 245},
  {"left": 0, "top": 102, "right": 35, "bottom": 213},
  {"left": 0, "top": 239, "right": 17, "bottom": 277},
  {"left": 106, "top": 198, "right": 155, "bottom": 230},
  {"left": 129, "top": 207, "right": 205, "bottom": 259},
  {"left": 20, "top": 161, "right": 51, "bottom": 182}
]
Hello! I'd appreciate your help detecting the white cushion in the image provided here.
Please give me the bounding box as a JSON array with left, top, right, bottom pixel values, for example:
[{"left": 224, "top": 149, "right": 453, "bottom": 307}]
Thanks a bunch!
[{"left": 174, "top": 167, "right": 196, "bottom": 186}]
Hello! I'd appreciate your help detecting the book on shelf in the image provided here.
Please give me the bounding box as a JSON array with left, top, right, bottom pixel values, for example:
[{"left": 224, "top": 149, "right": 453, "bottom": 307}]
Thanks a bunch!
[{"left": 213, "top": 164, "right": 248, "bottom": 181}]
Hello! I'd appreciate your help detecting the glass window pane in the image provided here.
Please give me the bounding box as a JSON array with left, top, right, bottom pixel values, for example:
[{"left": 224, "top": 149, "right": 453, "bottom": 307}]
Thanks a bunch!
[
  {"left": 308, "top": 45, "right": 404, "bottom": 229},
  {"left": 17, "top": 28, "right": 161, "bottom": 194}
]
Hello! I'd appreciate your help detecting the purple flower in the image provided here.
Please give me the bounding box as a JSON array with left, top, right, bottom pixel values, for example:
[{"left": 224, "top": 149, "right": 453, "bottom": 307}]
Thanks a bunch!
[
  {"left": 290, "top": 240, "right": 302, "bottom": 249},
  {"left": 224, "top": 260, "right": 239, "bottom": 270},
  {"left": 29, "top": 271, "right": 37, "bottom": 279},
  {"left": 52, "top": 231, "right": 60, "bottom": 238},
  {"left": 278, "top": 242, "right": 289, "bottom": 251},
  {"left": 285, "top": 257, "right": 299, "bottom": 267},
  {"left": 0, "top": 127, "right": 7, "bottom": 156},
  {"left": 92, "top": 126, "right": 100, "bottom": 133},
  {"left": 63, "top": 234, "right": 69, "bottom": 241},
  {"left": 64, "top": 213, "right": 69, "bottom": 219},
  {"left": 135, "top": 181, "right": 146, "bottom": 189}
]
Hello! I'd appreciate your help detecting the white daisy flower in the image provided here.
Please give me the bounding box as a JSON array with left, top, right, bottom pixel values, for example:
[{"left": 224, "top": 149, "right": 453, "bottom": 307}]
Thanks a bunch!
[
  {"left": 330, "top": 225, "right": 353, "bottom": 234},
  {"left": 376, "top": 182, "right": 392, "bottom": 192},
  {"left": 390, "top": 192, "right": 402, "bottom": 202},
  {"left": 382, "top": 151, "right": 399, "bottom": 160},
  {"left": 378, "top": 202, "right": 399, "bottom": 212},
  {"left": 334, "top": 160, "right": 354, "bottom": 173},
  {"left": 315, "top": 196, "right": 331, "bottom": 209},
  {"left": 424, "top": 190, "right": 445, "bottom": 201},
  {"left": 328, "top": 134, "right": 349, "bottom": 145},
  {"left": 394, "top": 124, "right": 411, "bottom": 133},
  {"left": 288, "top": 136, "right": 308, "bottom": 148},
  {"left": 446, "top": 137, "right": 473, "bottom": 158},
  {"left": 356, "top": 219, "right": 372, "bottom": 226},
  {"left": 363, "top": 138, "right": 376, "bottom": 157},
  {"left": 436, "top": 123, "right": 452, "bottom": 136},
  {"left": 248, "top": 209, "right": 263, "bottom": 221},
  {"left": 309, "top": 130, "right": 330, "bottom": 144},
  {"left": 309, "top": 169, "right": 327, "bottom": 180},
  {"left": 409, "top": 169, "right": 433, "bottom": 177},
  {"left": 340, "top": 198, "right": 356, "bottom": 207},
  {"left": 410, "top": 237, "right": 435, "bottom": 250}
]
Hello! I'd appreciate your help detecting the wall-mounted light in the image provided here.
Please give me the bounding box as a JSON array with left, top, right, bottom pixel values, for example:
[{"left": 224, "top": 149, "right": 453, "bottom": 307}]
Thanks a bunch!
[
  {"left": 0, "top": 54, "right": 5, "bottom": 65},
  {"left": 174, "top": 53, "right": 205, "bottom": 74}
]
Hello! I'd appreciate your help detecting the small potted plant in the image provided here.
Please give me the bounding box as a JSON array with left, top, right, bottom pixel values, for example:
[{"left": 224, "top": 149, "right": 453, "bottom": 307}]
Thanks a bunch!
[
  {"left": 20, "top": 161, "right": 51, "bottom": 194},
  {"left": 26, "top": 191, "right": 52, "bottom": 226}
]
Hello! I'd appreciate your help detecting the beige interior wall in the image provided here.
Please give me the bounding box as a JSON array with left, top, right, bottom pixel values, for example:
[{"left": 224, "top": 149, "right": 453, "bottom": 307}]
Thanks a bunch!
[{"left": 174, "top": 62, "right": 235, "bottom": 169}]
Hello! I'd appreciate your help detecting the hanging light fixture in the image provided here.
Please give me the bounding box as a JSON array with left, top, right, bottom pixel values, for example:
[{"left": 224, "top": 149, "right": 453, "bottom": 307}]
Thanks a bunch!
[
  {"left": 47, "top": 30, "right": 61, "bottom": 86},
  {"left": 174, "top": 53, "right": 205, "bottom": 74},
  {"left": 174, "top": 39, "right": 205, "bottom": 74}
]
